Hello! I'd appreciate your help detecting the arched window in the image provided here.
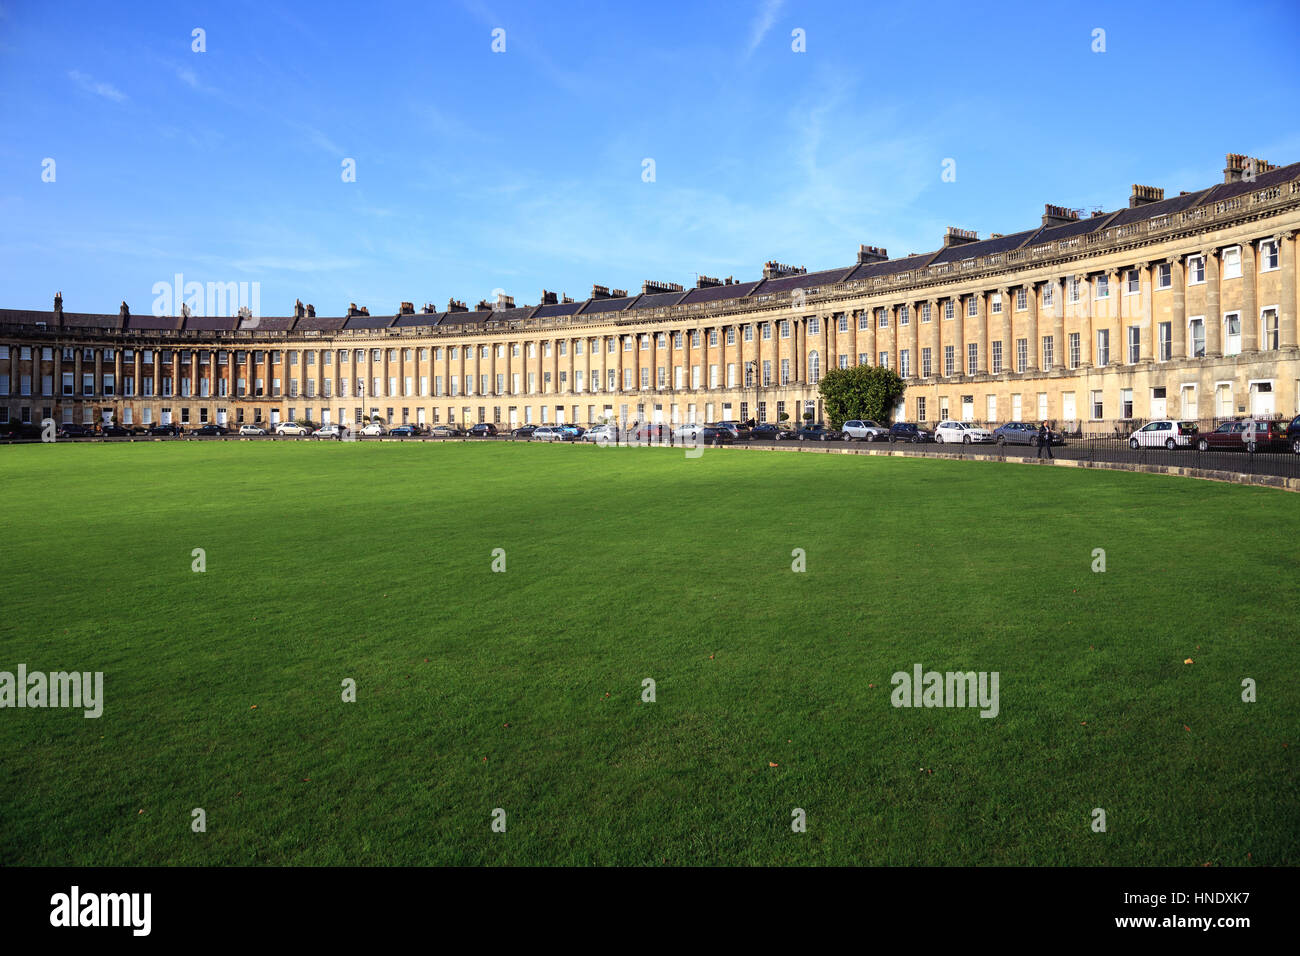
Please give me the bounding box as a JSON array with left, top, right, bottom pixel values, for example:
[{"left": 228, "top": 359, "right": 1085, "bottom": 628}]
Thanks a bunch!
[{"left": 809, "top": 350, "right": 820, "bottom": 383}]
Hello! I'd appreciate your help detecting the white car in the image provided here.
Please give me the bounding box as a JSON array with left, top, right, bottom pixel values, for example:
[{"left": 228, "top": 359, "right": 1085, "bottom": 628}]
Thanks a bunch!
[
  {"left": 841, "top": 419, "right": 889, "bottom": 442},
  {"left": 1129, "top": 419, "right": 1196, "bottom": 450},
  {"left": 275, "top": 422, "right": 313, "bottom": 436},
  {"left": 238, "top": 424, "right": 267, "bottom": 436},
  {"left": 583, "top": 424, "right": 617, "bottom": 444},
  {"left": 314, "top": 424, "right": 346, "bottom": 439},
  {"left": 531, "top": 426, "right": 566, "bottom": 442},
  {"left": 360, "top": 423, "right": 386, "bottom": 436},
  {"left": 934, "top": 420, "right": 993, "bottom": 444}
]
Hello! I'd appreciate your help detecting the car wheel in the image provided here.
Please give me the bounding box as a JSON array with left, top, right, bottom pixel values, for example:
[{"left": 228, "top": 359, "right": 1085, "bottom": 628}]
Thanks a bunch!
[
  {"left": 1165, "top": 438, "right": 1176, "bottom": 450},
  {"left": 1247, "top": 440, "right": 1257, "bottom": 453},
  {"left": 997, "top": 437, "right": 1006, "bottom": 446},
  {"left": 935, "top": 434, "right": 943, "bottom": 443},
  {"left": 962, "top": 435, "right": 971, "bottom": 445},
  {"left": 1129, "top": 438, "right": 1140, "bottom": 449},
  {"left": 1197, "top": 439, "right": 1209, "bottom": 452},
  {"left": 1293, "top": 438, "right": 1300, "bottom": 455},
  {"left": 888, "top": 436, "right": 896, "bottom": 443}
]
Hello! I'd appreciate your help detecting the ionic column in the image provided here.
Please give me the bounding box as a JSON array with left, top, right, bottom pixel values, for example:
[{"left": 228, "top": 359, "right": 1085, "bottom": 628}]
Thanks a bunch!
[
  {"left": 1025, "top": 284, "right": 1039, "bottom": 371},
  {"left": 1278, "top": 231, "right": 1297, "bottom": 349},
  {"left": 1242, "top": 243, "right": 1258, "bottom": 353},
  {"left": 1203, "top": 248, "right": 1222, "bottom": 356},
  {"left": 997, "top": 288, "right": 1011, "bottom": 374},
  {"left": 1170, "top": 256, "right": 1187, "bottom": 359}
]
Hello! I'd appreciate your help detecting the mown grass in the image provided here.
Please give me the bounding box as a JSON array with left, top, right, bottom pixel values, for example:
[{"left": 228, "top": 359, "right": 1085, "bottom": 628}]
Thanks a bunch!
[{"left": 0, "top": 441, "right": 1295, "bottom": 865}]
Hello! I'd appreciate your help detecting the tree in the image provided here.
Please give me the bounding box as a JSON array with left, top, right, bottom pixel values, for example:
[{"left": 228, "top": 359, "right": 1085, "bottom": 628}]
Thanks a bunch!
[{"left": 818, "top": 364, "right": 905, "bottom": 429}]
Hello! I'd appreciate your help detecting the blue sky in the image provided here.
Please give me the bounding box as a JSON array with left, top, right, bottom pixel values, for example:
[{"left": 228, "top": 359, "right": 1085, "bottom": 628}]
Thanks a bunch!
[{"left": 1, "top": 0, "right": 1298, "bottom": 315}]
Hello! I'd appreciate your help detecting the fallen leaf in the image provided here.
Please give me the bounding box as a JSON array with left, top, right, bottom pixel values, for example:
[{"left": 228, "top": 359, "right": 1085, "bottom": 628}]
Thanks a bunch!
[
  {"left": 1184, "top": 658, "right": 1194, "bottom": 664},
  {"left": 769, "top": 762, "right": 778, "bottom": 768},
  {"left": 1184, "top": 725, "right": 1192, "bottom": 732},
  {"left": 138, "top": 809, "right": 144, "bottom": 815},
  {"left": 250, "top": 704, "right": 258, "bottom": 709}
]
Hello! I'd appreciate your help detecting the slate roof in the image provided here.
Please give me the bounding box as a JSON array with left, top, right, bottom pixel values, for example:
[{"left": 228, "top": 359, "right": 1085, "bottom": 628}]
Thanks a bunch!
[
  {"left": 181, "top": 314, "right": 238, "bottom": 331},
  {"left": 532, "top": 301, "right": 583, "bottom": 318},
  {"left": 844, "top": 253, "right": 937, "bottom": 282},
  {"left": 679, "top": 280, "right": 762, "bottom": 305},
  {"left": 579, "top": 294, "right": 640, "bottom": 315},
  {"left": 929, "top": 229, "right": 1040, "bottom": 264},
  {"left": 392, "top": 312, "right": 444, "bottom": 329},
  {"left": 343, "top": 314, "right": 396, "bottom": 331},
  {"left": 629, "top": 290, "right": 688, "bottom": 309},
  {"left": 293, "top": 314, "right": 348, "bottom": 332}
]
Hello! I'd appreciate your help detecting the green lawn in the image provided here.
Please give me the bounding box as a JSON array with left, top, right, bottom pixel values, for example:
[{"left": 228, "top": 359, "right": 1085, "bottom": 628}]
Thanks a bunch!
[{"left": 0, "top": 441, "right": 1295, "bottom": 866}]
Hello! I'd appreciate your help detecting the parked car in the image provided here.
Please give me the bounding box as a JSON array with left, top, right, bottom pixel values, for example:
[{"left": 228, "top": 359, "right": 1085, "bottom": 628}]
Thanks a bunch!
[
  {"left": 510, "top": 425, "right": 536, "bottom": 438},
  {"left": 715, "top": 421, "right": 752, "bottom": 441},
  {"left": 887, "top": 422, "right": 933, "bottom": 443},
  {"left": 557, "top": 423, "right": 587, "bottom": 439},
  {"left": 700, "top": 425, "right": 734, "bottom": 445},
  {"left": 193, "top": 424, "right": 229, "bottom": 436},
  {"left": 0, "top": 422, "right": 45, "bottom": 440},
  {"left": 99, "top": 424, "right": 131, "bottom": 437},
  {"left": 629, "top": 422, "right": 669, "bottom": 442},
  {"left": 428, "top": 425, "right": 460, "bottom": 438},
  {"left": 149, "top": 423, "right": 183, "bottom": 436},
  {"left": 389, "top": 424, "right": 421, "bottom": 437},
  {"left": 56, "top": 423, "right": 94, "bottom": 438},
  {"left": 237, "top": 424, "right": 267, "bottom": 436},
  {"left": 1196, "top": 419, "right": 1287, "bottom": 453},
  {"left": 935, "top": 420, "right": 994, "bottom": 444},
  {"left": 841, "top": 419, "right": 889, "bottom": 442},
  {"left": 276, "top": 422, "right": 314, "bottom": 436},
  {"left": 358, "top": 422, "right": 386, "bottom": 436},
  {"left": 583, "top": 424, "right": 618, "bottom": 443},
  {"left": 672, "top": 423, "right": 706, "bottom": 442},
  {"left": 468, "top": 423, "right": 498, "bottom": 437},
  {"left": 311, "top": 424, "right": 345, "bottom": 439},
  {"left": 1128, "top": 419, "right": 1197, "bottom": 450},
  {"left": 1287, "top": 414, "right": 1300, "bottom": 454},
  {"left": 797, "top": 424, "right": 842, "bottom": 441},
  {"left": 749, "top": 422, "right": 783, "bottom": 440},
  {"left": 531, "top": 425, "right": 570, "bottom": 442},
  {"left": 993, "top": 422, "right": 1062, "bottom": 446}
]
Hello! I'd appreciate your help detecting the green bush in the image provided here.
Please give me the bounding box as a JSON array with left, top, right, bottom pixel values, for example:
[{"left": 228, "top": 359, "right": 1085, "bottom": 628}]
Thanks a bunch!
[{"left": 818, "top": 364, "right": 905, "bottom": 428}]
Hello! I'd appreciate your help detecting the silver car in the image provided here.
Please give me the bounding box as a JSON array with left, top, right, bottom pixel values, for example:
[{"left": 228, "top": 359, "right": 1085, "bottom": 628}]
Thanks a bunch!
[{"left": 841, "top": 419, "right": 889, "bottom": 442}]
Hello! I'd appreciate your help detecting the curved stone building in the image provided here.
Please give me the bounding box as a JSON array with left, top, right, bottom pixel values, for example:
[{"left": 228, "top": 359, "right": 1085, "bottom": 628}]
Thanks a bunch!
[{"left": 2, "top": 154, "right": 1297, "bottom": 433}]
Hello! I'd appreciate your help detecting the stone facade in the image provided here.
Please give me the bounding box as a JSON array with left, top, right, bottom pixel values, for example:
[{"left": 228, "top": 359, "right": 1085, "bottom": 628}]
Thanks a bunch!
[{"left": 2, "top": 154, "right": 1298, "bottom": 433}]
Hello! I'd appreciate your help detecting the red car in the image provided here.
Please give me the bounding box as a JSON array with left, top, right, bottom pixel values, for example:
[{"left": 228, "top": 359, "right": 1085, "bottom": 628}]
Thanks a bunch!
[{"left": 1196, "top": 419, "right": 1287, "bottom": 452}]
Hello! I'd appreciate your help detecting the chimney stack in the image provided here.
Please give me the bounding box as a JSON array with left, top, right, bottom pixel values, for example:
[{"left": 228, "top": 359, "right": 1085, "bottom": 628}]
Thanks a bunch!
[
  {"left": 397, "top": 301, "right": 415, "bottom": 315},
  {"left": 857, "top": 244, "right": 889, "bottom": 264},
  {"left": 762, "top": 261, "right": 806, "bottom": 279},
  {"left": 642, "top": 279, "right": 684, "bottom": 295},
  {"left": 1223, "top": 153, "right": 1277, "bottom": 183},
  {"left": 591, "top": 284, "right": 612, "bottom": 300},
  {"left": 421, "top": 302, "right": 437, "bottom": 314},
  {"left": 54, "top": 291, "right": 64, "bottom": 322},
  {"left": 541, "top": 290, "right": 558, "bottom": 305},
  {"left": 942, "top": 226, "right": 979, "bottom": 247},
  {"left": 1129, "top": 184, "right": 1165, "bottom": 207},
  {"left": 695, "top": 275, "right": 723, "bottom": 288},
  {"left": 447, "top": 298, "right": 467, "bottom": 313},
  {"left": 347, "top": 303, "right": 370, "bottom": 317},
  {"left": 494, "top": 292, "right": 515, "bottom": 310},
  {"left": 1040, "top": 205, "right": 1079, "bottom": 228}
]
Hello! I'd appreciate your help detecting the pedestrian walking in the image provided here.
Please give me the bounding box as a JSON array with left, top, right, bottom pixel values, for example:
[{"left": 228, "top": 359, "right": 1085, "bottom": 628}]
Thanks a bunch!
[{"left": 1036, "top": 420, "right": 1054, "bottom": 459}]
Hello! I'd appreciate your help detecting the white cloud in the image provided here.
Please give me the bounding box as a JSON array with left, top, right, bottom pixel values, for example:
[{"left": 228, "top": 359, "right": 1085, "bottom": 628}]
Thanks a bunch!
[
  {"left": 746, "top": 0, "right": 785, "bottom": 57},
  {"left": 68, "top": 70, "right": 126, "bottom": 102}
]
